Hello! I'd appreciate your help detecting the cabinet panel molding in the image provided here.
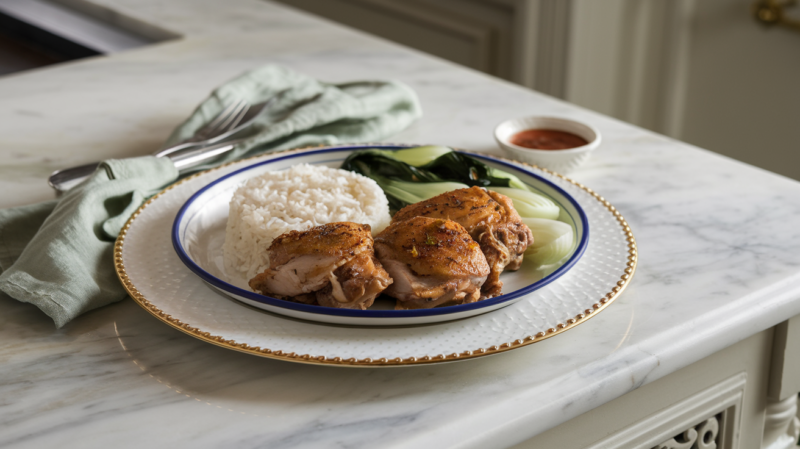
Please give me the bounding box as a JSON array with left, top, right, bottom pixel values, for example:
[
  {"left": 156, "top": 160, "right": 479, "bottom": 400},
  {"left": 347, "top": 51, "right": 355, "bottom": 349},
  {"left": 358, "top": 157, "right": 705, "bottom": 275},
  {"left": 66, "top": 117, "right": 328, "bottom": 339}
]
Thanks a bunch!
[
  {"left": 585, "top": 373, "right": 745, "bottom": 449},
  {"left": 653, "top": 415, "right": 721, "bottom": 449},
  {"left": 762, "top": 395, "right": 800, "bottom": 449}
]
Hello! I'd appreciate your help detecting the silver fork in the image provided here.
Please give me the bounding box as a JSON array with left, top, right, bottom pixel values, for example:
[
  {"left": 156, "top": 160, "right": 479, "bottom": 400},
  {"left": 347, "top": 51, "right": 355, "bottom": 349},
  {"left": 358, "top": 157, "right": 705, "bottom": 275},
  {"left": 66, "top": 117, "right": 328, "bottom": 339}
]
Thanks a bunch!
[
  {"left": 48, "top": 99, "right": 250, "bottom": 192},
  {"left": 191, "top": 99, "right": 249, "bottom": 142},
  {"left": 154, "top": 99, "right": 250, "bottom": 159}
]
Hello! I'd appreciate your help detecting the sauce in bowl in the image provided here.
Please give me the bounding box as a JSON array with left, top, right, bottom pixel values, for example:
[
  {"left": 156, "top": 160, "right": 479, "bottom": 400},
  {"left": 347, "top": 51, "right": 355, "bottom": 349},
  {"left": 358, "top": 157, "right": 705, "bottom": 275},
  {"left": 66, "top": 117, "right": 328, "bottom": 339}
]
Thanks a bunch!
[{"left": 510, "top": 129, "right": 588, "bottom": 150}]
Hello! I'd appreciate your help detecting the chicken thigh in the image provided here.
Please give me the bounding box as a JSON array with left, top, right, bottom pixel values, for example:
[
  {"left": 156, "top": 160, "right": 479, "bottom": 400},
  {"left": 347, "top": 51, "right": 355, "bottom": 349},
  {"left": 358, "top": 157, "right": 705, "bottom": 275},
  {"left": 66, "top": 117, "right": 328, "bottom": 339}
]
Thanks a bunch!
[
  {"left": 249, "top": 222, "right": 392, "bottom": 309},
  {"left": 391, "top": 186, "right": 533, "bottom": 298},
  {"left": 374, "top": 216, "right": 490, "bottom": 309}
]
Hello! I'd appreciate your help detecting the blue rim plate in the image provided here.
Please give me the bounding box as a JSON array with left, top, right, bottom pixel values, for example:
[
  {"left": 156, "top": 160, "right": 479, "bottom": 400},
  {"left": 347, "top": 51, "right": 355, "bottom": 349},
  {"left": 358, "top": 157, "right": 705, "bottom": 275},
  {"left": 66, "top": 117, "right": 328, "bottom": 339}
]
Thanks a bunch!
[{"left": 171, "top": 144, "right": 589, "bottom": 326}]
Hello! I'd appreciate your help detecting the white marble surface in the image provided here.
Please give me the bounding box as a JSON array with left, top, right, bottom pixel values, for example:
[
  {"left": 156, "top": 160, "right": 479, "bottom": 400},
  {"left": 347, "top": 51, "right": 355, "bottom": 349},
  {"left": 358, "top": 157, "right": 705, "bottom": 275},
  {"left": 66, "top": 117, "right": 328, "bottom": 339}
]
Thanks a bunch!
[{"left": 2, "top": 1, "right": 800, "bottom": 448}]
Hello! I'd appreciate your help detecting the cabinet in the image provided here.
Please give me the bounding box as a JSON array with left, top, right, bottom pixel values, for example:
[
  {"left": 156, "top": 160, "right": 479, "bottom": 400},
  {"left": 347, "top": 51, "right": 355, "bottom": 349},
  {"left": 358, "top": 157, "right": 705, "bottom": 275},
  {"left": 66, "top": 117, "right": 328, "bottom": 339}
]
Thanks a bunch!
[
  {"left": 271, "top": 0, "right": 570, "bottom": 97},
  {"left": 513, "top": 317, "right": 800, "bottom": 449}
]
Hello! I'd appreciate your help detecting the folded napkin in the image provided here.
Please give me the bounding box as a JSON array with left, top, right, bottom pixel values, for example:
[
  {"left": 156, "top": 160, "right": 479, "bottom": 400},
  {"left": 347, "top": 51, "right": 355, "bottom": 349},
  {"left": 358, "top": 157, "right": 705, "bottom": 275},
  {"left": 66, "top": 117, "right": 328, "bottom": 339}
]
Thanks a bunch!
[{"left": 0, "top": 64, "right": 422, "bottom": 328}]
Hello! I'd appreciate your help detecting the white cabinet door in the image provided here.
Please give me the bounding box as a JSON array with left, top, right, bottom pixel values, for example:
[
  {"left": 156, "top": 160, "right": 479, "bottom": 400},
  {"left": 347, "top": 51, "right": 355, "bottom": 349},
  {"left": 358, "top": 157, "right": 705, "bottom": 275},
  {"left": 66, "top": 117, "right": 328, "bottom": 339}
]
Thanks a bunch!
[{"left": 564, "top": 0, "right": 800, "bottom": 181}]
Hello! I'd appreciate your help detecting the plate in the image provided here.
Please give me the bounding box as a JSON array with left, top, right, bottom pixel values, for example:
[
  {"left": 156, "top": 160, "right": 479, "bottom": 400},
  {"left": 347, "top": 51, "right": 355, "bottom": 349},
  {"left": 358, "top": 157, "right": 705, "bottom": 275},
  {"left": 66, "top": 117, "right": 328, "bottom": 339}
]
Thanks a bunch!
[
  {"left": 115, "top": 144, "right": 637, "bottom": 366},
  {"left": 171, "top": 145, "right": 589, "bottom": 326}
]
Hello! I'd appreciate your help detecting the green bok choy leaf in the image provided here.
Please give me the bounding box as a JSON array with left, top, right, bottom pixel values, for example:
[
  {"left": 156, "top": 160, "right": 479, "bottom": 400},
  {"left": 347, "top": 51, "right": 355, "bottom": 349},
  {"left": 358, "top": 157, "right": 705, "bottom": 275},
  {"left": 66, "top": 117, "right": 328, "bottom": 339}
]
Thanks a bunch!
[
  {"left": 341, "top": 146, "right": 532, "bottom": 209},
  {"left": 391, "top": 145, "right": 454, "bottom": 166}
]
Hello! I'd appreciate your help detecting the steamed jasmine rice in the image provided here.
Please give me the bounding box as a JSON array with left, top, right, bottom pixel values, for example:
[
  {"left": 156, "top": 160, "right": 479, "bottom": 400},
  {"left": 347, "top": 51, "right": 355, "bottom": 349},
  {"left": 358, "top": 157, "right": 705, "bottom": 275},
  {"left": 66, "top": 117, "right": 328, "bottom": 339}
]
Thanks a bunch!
[{"left": 223, "top": 164, "right": 391, "bottom": 280}]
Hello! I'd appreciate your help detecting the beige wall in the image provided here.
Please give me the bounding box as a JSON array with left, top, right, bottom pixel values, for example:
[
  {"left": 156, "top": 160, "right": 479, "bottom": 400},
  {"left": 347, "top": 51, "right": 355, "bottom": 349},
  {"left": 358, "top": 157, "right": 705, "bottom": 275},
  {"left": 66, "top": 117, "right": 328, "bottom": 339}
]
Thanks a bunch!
[
  {"left": 680, "top": 0, "right": 800, "bottom": 181},
  {"left": 272, "top": 0, "right": 800, "bottom": 181}
]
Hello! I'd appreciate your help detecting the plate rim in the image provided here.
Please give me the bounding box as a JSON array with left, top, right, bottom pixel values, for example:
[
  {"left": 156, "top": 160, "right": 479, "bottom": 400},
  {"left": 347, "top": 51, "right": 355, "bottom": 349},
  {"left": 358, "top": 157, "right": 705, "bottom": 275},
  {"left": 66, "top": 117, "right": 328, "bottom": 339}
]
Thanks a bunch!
[
  {"left": 170, "top": 144, "right": 590, "bottom": 320},
  {"left": 115, "top": 144, "right": 638, "bottom": 366}
]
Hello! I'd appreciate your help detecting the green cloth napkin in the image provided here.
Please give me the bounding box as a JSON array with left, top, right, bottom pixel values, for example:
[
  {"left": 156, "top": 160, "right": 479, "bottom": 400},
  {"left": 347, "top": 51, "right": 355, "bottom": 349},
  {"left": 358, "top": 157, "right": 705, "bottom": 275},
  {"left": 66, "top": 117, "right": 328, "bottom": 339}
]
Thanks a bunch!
[
  {"left": 0, "top": 159, "right": 177, "bottom": 327},
  {"left": 164, "top": 65, "right": 422, "bottom": 168},
  {"left": 0, "top": 64, "right": 422, "bottom": 328}
]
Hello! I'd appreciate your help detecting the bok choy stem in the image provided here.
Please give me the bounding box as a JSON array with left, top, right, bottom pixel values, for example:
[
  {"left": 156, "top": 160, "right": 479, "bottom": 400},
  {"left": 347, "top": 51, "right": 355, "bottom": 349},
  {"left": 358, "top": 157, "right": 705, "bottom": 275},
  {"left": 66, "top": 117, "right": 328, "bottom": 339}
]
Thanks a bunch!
[
  {"left": 522, "top": 217, "right": 575, "bottom": 266},
  {"left": 487, "top": 187, "right": 560, "bottom": 220}
]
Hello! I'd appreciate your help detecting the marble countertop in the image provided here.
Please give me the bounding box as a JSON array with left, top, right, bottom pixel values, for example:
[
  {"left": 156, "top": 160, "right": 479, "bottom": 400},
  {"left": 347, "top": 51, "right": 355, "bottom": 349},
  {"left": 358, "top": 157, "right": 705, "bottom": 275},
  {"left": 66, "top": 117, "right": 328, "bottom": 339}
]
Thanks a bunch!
[{"left": 3, "top": 1, "right": 800, "bottom": 448}]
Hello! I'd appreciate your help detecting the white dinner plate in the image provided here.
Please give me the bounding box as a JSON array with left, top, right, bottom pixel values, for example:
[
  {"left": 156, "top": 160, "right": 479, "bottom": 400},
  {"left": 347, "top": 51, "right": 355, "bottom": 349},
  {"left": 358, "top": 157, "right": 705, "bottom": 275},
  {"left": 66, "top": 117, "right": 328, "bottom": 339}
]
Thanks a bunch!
[
  {"left": 115, "top": 144, "right": 636, "bottom": 366},
  {"left": 171, "top": 145, "right": 589, "bottom": 326}
]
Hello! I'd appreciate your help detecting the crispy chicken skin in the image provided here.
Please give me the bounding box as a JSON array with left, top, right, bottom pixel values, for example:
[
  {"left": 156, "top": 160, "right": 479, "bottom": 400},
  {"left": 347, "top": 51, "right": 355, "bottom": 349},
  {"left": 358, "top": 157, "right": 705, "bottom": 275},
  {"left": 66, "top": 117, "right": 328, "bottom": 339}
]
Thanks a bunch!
[
  {"left": 391, "top": 186, "right": 534, "bottom": 298},
  {"left": 374, "top": 216, "right": 490, "bottom": 309},
  {"left": 249, "top": 222, "right": 392, "bottom": 309}
]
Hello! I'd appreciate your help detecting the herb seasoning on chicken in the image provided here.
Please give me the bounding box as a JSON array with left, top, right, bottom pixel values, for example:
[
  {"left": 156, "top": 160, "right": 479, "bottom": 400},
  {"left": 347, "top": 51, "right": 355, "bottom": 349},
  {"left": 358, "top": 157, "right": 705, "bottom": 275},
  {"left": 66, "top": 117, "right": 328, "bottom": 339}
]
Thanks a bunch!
[
  {"left": 391, "top": 186, "right": 534, "bottom": 298},
  {"left": 374, "top": 217, "right": 490, "bottom": 309},
  {"left": 249, "top": 222, "right": 392, "bottom": 309}
]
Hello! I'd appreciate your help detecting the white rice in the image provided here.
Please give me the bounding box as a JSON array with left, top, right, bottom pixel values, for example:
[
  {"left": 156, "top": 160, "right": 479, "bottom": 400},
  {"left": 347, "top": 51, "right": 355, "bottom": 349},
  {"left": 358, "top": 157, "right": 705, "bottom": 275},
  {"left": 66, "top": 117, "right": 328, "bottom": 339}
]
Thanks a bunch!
[{"left": 223, "top": 164, "right": 391, "bottom": 280}]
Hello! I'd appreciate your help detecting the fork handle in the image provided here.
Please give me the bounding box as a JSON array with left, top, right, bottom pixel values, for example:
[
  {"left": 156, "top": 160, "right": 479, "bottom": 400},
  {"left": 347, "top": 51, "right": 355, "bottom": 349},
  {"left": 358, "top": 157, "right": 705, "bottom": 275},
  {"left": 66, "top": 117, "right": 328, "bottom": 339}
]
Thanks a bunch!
[
  {"left": 48, "top": 139, "right": 244, "bottom": 193},
  {"left": 152, "top": 140, "right": 205, "bottom": 159},
  {"left": 49, "top": 139, "right": 208, "bottom": 192},
  {"left": 170, "top": 139, "right": 242, "bottom": 171},
  {"left": 48, "top": 162, "right": 101, "bottom": 192}
]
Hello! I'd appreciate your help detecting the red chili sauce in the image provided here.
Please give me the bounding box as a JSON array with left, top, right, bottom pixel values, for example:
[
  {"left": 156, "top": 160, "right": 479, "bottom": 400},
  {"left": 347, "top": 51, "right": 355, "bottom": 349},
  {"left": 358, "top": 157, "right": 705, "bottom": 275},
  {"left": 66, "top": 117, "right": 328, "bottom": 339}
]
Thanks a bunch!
[{"left": 510, "top": 129, "right": 588, "bottom": 150}]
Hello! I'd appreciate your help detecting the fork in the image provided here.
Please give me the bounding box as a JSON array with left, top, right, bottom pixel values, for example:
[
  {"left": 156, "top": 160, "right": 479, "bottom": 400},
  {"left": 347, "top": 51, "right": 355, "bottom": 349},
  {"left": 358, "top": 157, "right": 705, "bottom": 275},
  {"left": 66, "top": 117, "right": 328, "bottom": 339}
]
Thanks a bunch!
[
  {"left": 48, "top": 99, "right": 250, "bottom": 192},
  {"left": 153, "top": 99, "right": 250, "bottom": 159}
]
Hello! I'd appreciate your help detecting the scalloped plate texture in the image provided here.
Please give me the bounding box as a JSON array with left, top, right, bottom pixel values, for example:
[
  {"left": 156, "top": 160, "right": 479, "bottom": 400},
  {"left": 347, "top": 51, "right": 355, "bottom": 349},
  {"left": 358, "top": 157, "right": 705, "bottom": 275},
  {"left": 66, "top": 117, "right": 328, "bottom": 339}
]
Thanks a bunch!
[{"left": 116, "top": 144, "right": 636, "bottom": 366}]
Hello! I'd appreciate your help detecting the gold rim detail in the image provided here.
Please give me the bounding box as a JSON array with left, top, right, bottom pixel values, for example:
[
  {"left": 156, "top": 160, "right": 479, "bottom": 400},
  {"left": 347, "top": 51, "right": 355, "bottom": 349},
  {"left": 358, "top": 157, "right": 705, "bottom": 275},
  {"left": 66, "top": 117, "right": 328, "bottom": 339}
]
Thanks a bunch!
[{"left": 114, "top": 145, "right": 638, "bottom": 366}]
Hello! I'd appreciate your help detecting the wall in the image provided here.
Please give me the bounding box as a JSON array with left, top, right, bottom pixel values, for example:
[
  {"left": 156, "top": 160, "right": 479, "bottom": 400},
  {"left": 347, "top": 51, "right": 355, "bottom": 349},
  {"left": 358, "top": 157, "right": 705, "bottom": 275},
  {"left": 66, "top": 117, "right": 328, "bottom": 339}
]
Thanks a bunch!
[{"left": 272, "top": 0, "right": 800, "bottom": 181}]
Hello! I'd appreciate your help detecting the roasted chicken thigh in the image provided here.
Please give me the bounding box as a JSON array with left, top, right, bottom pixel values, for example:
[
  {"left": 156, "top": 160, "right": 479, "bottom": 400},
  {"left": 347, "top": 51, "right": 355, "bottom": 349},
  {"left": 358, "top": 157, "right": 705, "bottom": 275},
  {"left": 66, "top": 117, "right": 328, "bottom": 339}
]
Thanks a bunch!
[
  {"left": 374, "top": 216, "right": 490, "bottom": 309},
  {"left": 249, "top": 222, "right": 392, "bottom": 309},
  {"left": 391, "top": 186, "right": 534, "bottom": 298}
]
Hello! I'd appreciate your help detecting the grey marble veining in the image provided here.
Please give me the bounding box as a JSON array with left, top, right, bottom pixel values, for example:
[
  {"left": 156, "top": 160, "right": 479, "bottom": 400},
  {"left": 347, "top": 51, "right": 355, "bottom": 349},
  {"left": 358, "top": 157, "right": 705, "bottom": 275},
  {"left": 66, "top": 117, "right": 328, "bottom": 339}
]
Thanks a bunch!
[{"left": 2, "top": 1, "right": 800, "bottom": 448}]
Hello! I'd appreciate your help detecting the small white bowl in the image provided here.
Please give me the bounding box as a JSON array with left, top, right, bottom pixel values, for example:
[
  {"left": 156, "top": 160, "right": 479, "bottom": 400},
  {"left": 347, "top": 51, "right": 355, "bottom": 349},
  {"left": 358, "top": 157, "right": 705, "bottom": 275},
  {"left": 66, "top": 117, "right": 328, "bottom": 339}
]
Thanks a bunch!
[{"left": 494, "top": 116, "right": 601, "bottom": 174}]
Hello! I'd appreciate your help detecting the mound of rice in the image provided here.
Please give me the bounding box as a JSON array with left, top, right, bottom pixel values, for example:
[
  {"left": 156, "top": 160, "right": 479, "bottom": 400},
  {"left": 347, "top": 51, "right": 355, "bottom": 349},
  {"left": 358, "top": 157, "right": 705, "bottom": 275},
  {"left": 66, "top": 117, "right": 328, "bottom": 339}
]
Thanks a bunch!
[{"left": 223, "top": 164, "right": 391, "bottom": 280}]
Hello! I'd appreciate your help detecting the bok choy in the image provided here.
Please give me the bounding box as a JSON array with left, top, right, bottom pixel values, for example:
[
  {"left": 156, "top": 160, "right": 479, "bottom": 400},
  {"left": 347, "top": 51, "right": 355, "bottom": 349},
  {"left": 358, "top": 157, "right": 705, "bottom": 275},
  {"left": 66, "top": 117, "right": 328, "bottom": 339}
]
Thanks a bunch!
[
  {"left": 487, "top": 187, "right": 560, "bottom": 220},
  {"left": 380, "top": 180, "right": 469, "bottom": 207},
  {"left": 341, "top": 146, "right": 534, "bottom": 209},
  {"left": 340, "top": 146, "right": 577, "bottom": 267},
  {"left": 522, "top": 218, "right": 575, "bottom": 266},
  {"left": 390, "top": 145, "right": 453, "bottom": 166}
]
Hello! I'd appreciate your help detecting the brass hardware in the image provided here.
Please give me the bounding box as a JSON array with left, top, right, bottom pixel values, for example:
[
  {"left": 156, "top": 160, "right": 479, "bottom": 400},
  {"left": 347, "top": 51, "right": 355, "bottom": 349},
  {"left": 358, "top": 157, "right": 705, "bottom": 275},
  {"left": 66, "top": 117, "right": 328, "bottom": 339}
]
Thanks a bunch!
[{"left": 753, "top": 0, "right": 800, "bottom": 32}]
